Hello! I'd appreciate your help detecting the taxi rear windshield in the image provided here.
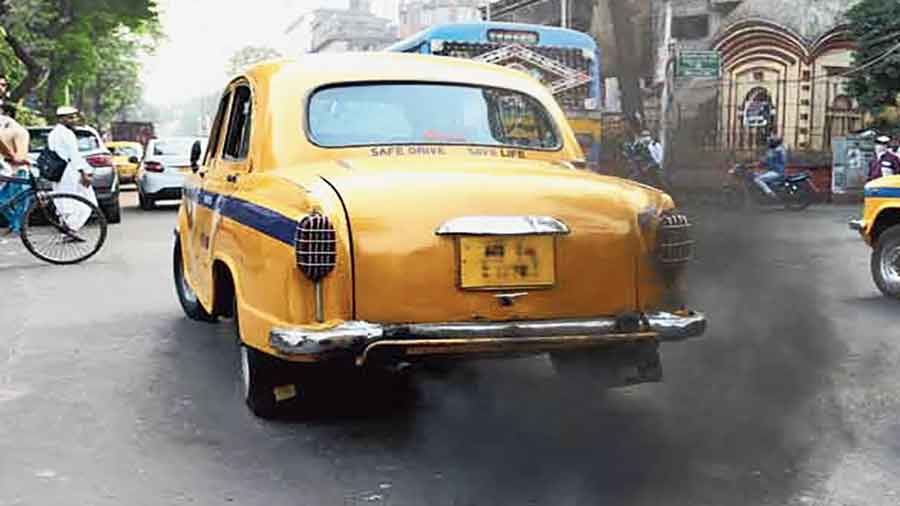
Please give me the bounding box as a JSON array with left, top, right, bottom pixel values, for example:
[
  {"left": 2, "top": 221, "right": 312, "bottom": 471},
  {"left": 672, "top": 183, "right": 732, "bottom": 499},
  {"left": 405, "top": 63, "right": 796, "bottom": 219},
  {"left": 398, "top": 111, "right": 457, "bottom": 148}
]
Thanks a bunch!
[{"left": 308, "top": 83, "right": 560, "bottom": 150}]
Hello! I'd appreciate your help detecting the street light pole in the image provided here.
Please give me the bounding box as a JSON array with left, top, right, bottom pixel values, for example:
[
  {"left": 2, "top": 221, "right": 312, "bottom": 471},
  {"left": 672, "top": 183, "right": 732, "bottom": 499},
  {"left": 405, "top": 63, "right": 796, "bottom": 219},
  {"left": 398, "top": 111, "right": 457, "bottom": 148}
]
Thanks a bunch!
[
  {"left": 658, "top": 0, "right": 673, "bottom": 170},
  {"left": 561, "top": 0, "right": 567, "bottom": 29}
]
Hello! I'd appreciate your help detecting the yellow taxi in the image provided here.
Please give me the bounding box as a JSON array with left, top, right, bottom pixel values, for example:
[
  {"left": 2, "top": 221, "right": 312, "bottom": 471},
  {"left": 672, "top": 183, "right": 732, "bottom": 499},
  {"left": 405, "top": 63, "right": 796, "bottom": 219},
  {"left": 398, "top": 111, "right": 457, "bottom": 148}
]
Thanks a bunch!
[
  {"left": 106, "top": 141, "right": 143, "bottom": 184},
  {"left": 850, "top": 175, "right": 900, "bottom": 298},
  {"left": 173, "top": 53, "right": 706, "bottom": 417}
]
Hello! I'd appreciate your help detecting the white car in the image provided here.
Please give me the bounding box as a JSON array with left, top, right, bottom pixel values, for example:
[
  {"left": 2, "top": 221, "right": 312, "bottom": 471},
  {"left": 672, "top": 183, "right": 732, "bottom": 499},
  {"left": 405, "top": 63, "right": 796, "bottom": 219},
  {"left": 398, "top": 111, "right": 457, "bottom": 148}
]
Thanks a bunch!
[{"left": 137, "top": 137, "right": 205, "bottom": 210}]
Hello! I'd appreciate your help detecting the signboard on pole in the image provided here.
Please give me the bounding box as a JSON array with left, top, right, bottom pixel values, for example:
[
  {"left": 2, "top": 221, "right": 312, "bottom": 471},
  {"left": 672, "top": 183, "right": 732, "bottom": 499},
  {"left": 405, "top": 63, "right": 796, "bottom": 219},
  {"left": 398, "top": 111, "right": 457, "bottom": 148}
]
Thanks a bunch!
[{"left": 675, "top": 50, "right": 720, "bottom": 79}]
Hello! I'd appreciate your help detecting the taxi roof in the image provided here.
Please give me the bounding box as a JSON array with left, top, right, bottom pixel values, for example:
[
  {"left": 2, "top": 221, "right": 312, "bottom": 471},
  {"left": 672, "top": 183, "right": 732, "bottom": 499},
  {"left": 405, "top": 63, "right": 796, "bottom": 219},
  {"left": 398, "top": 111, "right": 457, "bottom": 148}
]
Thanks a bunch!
[{"left": 243, "top": 52, "right": 551, "bottom": 97}]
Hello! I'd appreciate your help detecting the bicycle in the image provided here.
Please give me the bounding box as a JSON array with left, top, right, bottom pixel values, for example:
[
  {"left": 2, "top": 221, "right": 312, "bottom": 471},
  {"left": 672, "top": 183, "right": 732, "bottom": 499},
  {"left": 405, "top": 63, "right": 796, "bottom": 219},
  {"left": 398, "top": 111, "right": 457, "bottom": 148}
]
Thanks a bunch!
[{"left": 0, "top": 168, "right": 107, "bottom": 264}]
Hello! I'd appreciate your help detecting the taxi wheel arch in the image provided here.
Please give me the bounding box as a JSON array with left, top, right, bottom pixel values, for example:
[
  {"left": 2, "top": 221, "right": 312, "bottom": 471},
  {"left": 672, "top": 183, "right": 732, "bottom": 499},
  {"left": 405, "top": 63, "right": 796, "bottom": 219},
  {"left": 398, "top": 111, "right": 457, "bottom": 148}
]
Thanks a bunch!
[
  {"left": 212, "top": 260, "right": 236, "bottom": 319},
  {"left": 173, "top": 237, "right": 216, "bottom": 322},
  {"left": 871, "top": 209, "right": 900, "bottom": 244},
  {"left": 871, "top": 224, "right": 900, "bottom": 299}
]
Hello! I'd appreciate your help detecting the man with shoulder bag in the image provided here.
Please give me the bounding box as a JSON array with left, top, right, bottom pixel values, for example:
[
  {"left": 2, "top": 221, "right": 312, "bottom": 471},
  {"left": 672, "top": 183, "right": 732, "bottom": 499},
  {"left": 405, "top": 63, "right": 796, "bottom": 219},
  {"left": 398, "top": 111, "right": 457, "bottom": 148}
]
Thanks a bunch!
[{"left": 45, "top": 106, "right": 98, "bottom": 235}]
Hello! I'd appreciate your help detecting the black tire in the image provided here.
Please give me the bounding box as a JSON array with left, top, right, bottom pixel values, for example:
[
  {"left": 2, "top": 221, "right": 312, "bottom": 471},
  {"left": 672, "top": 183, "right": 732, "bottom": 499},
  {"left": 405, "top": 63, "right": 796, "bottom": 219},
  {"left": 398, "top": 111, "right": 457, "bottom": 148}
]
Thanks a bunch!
[
  {"left": 232, "top": 293, "right": 300, "bottom": 419},
  {"left": 139, "top": 191, "right": 155, "bottom": 210},
  {"left": 871, "top": 225, "right": 900, "bottom": 299},
  {"left": 103, "top": 200, "right": 121, "bottom": 224},
  {"left": 239, "top": 344, "right": 284, "bottom": 419},
  {"left": 20, "top": 193, "right": 107, "bottom": 265},
  {"left": 173, "top": 238, "right": 216, "bottom": 321},
  {"left": 785, "top": 181, "right": 813, "bottom": 211}
]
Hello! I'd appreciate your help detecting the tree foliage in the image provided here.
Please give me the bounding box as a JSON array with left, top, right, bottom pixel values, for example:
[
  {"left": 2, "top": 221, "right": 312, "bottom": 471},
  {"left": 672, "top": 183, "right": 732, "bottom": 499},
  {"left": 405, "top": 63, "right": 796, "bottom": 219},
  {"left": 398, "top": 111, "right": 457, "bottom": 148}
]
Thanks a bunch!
[
  {"left": 0, "top": 0, "right": 160, "bottom": 127},
  {"left": 225, "top": 46, "right": 282, "bottom": 77},
  {"left": 846, "top": 0, "right": 900, "bottom": 113}
]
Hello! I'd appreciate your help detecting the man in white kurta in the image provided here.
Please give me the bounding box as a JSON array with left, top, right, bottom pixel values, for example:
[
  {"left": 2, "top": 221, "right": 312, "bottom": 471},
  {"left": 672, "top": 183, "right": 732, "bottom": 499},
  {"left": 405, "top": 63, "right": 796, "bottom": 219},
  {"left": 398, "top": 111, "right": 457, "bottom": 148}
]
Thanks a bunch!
[{"left": 48, "top": 106, "right": 97, "bottom": 231}]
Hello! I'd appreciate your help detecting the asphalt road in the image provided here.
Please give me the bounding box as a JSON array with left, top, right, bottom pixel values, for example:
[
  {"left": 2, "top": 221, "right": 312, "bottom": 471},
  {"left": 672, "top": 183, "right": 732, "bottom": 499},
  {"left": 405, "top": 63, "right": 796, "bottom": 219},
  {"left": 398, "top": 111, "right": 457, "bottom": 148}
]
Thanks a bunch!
[{"left": 1, "top": 190, "right": 898, "bottom": 506}]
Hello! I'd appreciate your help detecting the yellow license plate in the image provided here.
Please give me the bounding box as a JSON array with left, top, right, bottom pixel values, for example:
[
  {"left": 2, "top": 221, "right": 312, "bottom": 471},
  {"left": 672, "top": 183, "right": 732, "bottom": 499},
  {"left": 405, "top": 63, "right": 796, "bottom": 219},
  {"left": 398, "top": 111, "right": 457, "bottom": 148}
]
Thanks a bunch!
[{"left": 458, "top": 235, "right": 555, "bottom": 289}]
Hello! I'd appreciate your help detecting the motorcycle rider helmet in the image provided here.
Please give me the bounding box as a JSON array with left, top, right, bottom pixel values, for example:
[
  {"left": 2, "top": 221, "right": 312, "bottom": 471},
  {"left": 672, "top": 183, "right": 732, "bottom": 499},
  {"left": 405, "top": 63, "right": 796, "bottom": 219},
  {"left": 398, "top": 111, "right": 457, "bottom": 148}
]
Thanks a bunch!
[{"left": 767, "top": 134, "right": 782, "bottom": 149}]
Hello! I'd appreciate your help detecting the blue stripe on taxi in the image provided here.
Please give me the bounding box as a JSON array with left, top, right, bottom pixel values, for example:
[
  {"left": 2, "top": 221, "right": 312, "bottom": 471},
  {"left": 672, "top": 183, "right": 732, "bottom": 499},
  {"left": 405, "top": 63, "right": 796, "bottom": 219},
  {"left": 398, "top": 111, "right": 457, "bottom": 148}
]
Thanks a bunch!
[{"left": 186, "top": 186, "right": 297, "bottom": 246}]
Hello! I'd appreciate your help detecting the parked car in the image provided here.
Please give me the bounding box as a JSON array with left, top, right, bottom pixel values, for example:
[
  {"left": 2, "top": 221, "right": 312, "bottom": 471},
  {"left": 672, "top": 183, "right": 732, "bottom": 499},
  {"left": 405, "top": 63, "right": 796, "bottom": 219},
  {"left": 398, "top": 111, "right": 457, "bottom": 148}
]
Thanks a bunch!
[
  {"left": 27, "top": 126, "right": 121, "bottom": 223},
  {"left": 850, "top": 175, "right": 900, "bottom": 297},
  {"left": 136, "top": 136, "right": 205, "bottom": 210},
  {"left": 173, "top": 53, "right": 706, "bottom": 418},
  {"left": 107, "top": 141, "right": 143, "bottom": 184}
]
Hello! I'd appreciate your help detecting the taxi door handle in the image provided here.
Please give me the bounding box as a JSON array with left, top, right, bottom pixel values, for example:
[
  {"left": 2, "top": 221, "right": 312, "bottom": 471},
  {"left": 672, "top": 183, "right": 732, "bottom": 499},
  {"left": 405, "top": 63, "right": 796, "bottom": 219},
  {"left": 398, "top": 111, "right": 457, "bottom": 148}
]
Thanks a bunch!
[{"left": 226, "top": 174, "right": 239, "bottom": 183}]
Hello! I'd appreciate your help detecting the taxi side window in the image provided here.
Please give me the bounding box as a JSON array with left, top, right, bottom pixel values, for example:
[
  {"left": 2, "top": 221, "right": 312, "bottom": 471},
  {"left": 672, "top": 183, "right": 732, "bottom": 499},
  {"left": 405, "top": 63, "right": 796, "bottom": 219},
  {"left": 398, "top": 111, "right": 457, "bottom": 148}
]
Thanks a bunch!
[
  {"left": 223, "top": 85, "right": 252, "bottom": 161},
  {"left": 204, "top": 91, "right": 232, "bottom": 165}
]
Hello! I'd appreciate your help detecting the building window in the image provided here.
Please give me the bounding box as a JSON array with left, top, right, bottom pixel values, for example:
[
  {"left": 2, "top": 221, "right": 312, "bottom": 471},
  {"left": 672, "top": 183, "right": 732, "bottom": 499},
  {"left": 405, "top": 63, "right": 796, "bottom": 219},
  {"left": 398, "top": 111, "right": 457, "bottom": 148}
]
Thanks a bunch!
[
  {"left": 802, "top": 70, "right": 811, "bottom": 81},
  {"left": 801, "top": 99, "right": 810, "bottom": 106},
  {"left": 672, "top": 15, "right": 710, "bottom": 40},
  {"left": 799, "top": 128, "right": 809, "bottom": 135},
  {"left": 801, "top": 84, "right": 811, "bottom": 92},
  {"left": 800, "top": 113, "right": 809, "bottom": 121}
]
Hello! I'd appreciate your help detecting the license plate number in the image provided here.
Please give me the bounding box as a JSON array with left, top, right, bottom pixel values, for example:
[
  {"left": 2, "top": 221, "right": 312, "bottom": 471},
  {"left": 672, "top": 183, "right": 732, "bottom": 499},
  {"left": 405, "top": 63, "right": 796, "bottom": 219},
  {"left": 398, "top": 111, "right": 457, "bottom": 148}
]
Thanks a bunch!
[{"left": 458, "top": 235, "right": 555, "bottom": 289}]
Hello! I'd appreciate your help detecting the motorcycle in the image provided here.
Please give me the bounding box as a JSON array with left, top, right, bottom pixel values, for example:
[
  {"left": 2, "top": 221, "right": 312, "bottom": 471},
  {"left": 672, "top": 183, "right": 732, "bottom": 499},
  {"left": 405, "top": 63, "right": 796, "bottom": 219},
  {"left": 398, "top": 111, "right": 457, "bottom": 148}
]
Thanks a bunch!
[{"left": 722, "top": 163, "right": 816, "bottom": 211}]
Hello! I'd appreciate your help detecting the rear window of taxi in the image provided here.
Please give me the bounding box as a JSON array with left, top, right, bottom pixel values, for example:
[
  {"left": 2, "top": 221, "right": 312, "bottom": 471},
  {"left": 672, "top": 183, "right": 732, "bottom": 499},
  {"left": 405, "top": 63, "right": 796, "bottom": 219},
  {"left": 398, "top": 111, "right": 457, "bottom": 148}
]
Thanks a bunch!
[{"left": 307, "top": 83, "right": 561, "bottom": 151}]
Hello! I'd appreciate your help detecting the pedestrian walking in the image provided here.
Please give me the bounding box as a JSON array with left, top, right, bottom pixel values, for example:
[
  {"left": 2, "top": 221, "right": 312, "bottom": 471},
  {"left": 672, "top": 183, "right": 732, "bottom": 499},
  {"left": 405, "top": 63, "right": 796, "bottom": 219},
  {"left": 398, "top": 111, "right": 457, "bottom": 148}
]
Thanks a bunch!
[
  {"left": 48, "top": 106, "right": 98, "bottom": 232},
  {"left": 0, "top": 99, "right": 32, "bottom": 235},
  {"left": 867, "top": 135, "right": 900, "bottom": 181}
]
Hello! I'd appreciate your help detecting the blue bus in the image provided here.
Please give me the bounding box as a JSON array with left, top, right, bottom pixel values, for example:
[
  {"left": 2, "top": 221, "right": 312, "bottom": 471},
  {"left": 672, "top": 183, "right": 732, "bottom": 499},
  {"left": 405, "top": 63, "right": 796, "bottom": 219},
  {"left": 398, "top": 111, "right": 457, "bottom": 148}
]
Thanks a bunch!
[{"left": 387, "top": 22, "right": 604, "bottom": 166}]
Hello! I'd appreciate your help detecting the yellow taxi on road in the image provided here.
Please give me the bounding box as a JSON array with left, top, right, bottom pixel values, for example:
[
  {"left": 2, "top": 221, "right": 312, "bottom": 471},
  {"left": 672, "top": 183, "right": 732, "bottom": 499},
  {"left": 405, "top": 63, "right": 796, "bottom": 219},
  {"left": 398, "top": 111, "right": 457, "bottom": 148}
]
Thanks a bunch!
[
  {"left": 173, "top": 53, "right": 706, "bottom": 417},
  {"left": 850, "top": 175, "right": 900, "bottom": 298},
  {"left": 107, "top": 141, "right": 143, "bottom": 184}
]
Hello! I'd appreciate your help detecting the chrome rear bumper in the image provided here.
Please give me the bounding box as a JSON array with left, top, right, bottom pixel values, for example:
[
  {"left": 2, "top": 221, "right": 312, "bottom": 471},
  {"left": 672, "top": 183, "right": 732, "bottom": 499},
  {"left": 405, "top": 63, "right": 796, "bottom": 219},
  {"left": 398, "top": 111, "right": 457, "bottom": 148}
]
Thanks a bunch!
[
  {"left": 270, "top": 311, "right": 707, "bottom": 365},
  {"left": 848, "top": 219, "right": 864, "bottom": 232}
]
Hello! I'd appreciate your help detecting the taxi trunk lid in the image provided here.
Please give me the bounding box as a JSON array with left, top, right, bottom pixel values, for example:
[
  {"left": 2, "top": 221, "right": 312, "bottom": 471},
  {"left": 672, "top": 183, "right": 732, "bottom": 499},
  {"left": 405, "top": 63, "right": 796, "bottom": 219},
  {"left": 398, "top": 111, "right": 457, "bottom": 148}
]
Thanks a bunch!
[{"left": 319, "top": 158, "right": 645, "bottom": 324}]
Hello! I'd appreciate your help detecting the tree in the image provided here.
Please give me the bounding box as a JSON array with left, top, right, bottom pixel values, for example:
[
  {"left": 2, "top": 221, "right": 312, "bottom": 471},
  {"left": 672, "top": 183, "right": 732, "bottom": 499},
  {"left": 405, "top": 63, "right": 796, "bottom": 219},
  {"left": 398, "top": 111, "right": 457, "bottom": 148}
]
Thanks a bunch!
[
  {"left": 607, "top": 0, "right": 646, "bottom": 123},
  {"left": 846, "top": 0, "right": 900, "bottom": 113},
  {"left": 225, "top": 46, "right": 282, "bottom": 77},
  {"left": 0, "top": 0, "right": 160, "bottom": 123}
]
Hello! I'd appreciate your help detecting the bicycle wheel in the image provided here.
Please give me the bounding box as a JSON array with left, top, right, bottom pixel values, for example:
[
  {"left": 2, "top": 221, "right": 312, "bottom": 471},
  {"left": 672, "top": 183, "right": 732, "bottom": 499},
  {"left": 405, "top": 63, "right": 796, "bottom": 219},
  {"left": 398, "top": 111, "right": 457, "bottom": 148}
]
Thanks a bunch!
[{"left": 20, "top": 192, "right": 108, "bottom": 265}]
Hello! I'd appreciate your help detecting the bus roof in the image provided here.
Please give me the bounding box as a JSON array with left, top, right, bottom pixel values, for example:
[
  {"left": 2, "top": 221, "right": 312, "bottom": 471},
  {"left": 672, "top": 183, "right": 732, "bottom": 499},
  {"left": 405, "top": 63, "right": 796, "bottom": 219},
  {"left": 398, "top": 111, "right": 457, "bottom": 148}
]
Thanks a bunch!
[{"left": 387, "top": 22, "right": 598, "bottom": 52}]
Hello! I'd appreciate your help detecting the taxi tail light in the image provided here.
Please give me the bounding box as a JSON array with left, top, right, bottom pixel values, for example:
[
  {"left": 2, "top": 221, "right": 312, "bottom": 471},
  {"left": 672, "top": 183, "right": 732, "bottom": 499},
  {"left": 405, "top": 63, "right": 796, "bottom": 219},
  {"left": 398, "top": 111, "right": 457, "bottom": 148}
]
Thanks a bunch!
[
  {"left": 658, "top": 212, "right": 694, "bottom": 265},
  {"left": 144, "top": 161, "right": 164, "bottom": 173},
  {"left": 295, "top": 213, "right": 336, "bottom": 281}
]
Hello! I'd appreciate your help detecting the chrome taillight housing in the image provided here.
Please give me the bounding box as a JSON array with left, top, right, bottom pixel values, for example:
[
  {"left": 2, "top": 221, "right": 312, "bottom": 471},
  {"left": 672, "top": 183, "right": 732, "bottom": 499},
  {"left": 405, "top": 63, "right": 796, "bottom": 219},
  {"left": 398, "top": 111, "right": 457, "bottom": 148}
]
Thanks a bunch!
[
  {"left": 658, "top": 211, "right": 694, "bottom": 265},
  {"left": 295, "top": 213, "right": 336, "bottom": 281}
]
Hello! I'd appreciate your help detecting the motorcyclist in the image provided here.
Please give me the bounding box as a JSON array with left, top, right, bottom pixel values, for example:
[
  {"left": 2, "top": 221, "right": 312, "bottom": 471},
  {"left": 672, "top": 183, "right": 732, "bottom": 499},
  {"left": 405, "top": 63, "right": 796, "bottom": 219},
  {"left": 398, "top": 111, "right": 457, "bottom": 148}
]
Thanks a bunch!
[
  {"left": 622, "top": 129, "right": 670, "bottom": 192},
  {"left": 754, "top": 134, "right": 786, "bottom": 198}
]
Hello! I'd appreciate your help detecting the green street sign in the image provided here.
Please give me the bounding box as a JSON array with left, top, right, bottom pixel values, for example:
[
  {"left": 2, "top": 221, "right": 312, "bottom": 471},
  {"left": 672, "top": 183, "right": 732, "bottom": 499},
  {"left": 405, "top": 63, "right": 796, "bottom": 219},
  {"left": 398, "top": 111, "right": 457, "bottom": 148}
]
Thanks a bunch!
[{"left": 676, "top": 50, "right": 720, "bottom": 79}]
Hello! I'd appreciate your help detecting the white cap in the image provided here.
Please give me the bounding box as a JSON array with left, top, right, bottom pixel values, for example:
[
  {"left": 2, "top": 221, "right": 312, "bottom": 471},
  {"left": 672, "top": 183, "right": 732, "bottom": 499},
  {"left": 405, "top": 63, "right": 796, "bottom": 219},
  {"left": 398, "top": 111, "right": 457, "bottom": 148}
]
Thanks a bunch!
[
  {"left": 876, "top": 135, "right": 891, "bottom": 144},
  {"left": 56, "top": 105, "right": 79, "bottom": 117}
]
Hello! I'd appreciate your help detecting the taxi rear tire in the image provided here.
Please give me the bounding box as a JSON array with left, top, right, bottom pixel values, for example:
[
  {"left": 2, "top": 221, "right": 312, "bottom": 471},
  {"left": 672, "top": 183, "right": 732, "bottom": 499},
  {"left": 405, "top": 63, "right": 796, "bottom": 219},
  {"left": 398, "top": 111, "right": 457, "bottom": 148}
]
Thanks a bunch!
[
  {"left": 173, "top": 239, "right": 216, "bottom": 322},
  {"left": 232, "top": 295, "right": 294, "bottom": 419},
  {"left": 871, "top": 225, "right": 900, "bottom": 299},
  {"left": 239, "top": 344, "right": 281, "bottom": 419}
]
